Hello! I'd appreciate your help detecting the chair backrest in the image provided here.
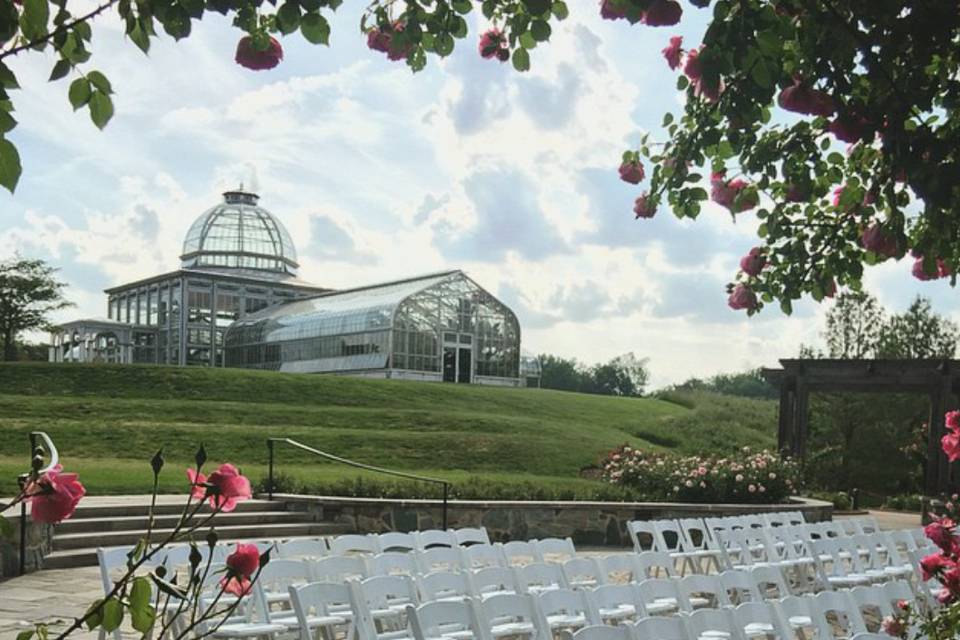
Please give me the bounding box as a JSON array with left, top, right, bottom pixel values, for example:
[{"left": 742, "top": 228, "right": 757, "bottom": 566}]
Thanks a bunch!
[
  {"left": 358, "top": 574, "right": 419, "bottom": 613},
  {"left": 377, "top": 532, "right": 417, "bottom": 553},
  {"left": 478, "top": 593, "right": 544, "bottom": 639},
  {"left": 679, "top": 517, "right": 715, "bottom": 551},
  {"left": 857, "top": 516, "right": 880, "bottom": 535},
  {"left": 630, "top": 616, "right": 688, "bottom": 640},
  {"left": 625, "top": 520, "right": 658, "bottom": 552},
  {"left": 259, "top": 558, "right": 311, "bottom": 593},
  {"left": 719, "top": 569, "right": 757, "bottom": 605},
  {"left": 370, "top": 551, "right": 418, "bottom": 577},
  {"left": 312, "top": 555, "right": 369, "bottom": 582},
  {"left": 653, "top": 520, "right": 686, "bottom": 553},
  {"left": 774, "top": 595, "right": 817, "bottom": 635},
  {"left": 502, "top": 540, "right": 541, "bottom": 566},
  {"left": 329, "top": 533, "right": 379, "bottom": 555},
  {"left": 686, "top": 607, "right": 744, "bottom": 640},
  {"left": 407, "top": 600, "right": 482, "bottom": 640},
  {"left": 415, "top": 529, "right": 458, "bottom": 550},
  {"left": 763, "top": 513, "right": 790, "bottom": 528},
  {"left": 470, "top": 566, "right": 521, "bottom": 598},
  {"left": 848, "top": 585, "right": 894, "bottom": 623},
  {"left": 813, "top": 590, "right": 868, "bottom": 638},
  {"left": 566, "top": 625, "right": 631, "bottom": 640},
  {"left": 418, "top": 570, "right": 473, "bottom": 603},
  {"left": 881, "top": 580, "right": 915, "bottom": 614},
  {"left": 289, "top": 582, "right": 355, "bottom": 636},
  {"left": 679, "top": 573, "right": 731, "bottom": 609},
  {"left": 465, "top": 544, "right": 507, "bottom": 570},
  {"left": 518, "top": 562, "right": 568, "bottom": 592},
  {"left": 634, "top": 551, "right": 675, "bottom": 579},
  {"left": 750, "top": 565, "right": 792, "bottom": 599},
  {"left": 838, "top": 518, "right": 863, "bottom": 536},
  {"left": 562, "top": 557, "right": 605, "bottom": 588},
  {"left": 599, "top": 554, "right": 642, "bottom": 584},
  {"left": 589, "top": 584, "right": 645, "bottom": 620},
  {"left": 537, "top": 588, "right": 599, "bottom": 627},
  {"left": 452, "top": 527, "right": 491, "bottom": 547},
  {"left": 417, "top": 547, "right": 465, "bottom": 574},
  {"left": 535, "top": 537, "right": 576, "bottom": 563},
  {"left": 734, "top": 600, "right": 789, "bottom": 639},
  {"left": 277, "top": 538, "right": 327, "bottom": 559},
  {"left": 635, "top": 578, "right": 691, "bottom": 613}
]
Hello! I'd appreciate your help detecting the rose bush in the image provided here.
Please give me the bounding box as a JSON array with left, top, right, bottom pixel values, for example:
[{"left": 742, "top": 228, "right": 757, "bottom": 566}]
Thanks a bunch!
[{"left": 599, "top": 444, "right": 800, "bottom": 504}]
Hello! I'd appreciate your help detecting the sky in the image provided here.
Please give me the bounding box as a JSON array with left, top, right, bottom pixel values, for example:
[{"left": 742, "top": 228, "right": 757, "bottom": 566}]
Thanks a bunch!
[{"left": 2, "top": 2, "right": 958, "bottom": 388}]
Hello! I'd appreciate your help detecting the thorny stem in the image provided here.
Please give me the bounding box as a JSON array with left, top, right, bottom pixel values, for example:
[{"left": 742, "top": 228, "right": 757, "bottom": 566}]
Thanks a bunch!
[{"left": 0, "top": 0, "right": 120, "bottom": 60}]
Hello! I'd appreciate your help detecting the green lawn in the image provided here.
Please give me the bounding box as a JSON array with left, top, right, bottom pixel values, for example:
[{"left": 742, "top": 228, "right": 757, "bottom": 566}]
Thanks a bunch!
[{"left": 0, "top": 363, "right": 777, "bottom": 495}]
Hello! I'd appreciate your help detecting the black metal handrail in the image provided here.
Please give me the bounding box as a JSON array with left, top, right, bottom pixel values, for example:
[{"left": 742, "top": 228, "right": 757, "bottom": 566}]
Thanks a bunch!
[
  {"left": 266, "top": 437, "right": 452, "bottom": 529},
  {"left": 19, "top": 431, "right": 59, "bottom": 575}
]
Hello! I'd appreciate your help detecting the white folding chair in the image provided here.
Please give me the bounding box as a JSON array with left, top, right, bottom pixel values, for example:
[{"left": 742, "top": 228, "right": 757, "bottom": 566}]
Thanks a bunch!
[
  {"left": 502, "top": 540, "right": 541, "bottom": 566},
  {"left": 470, "top": 566, "right": 522, "bottom": 600},
  {"left": 625, "top": 521, "right": 658, "bottom": 553},
  {"left": 452, "top": 527, "right": 491, "bottom": 547},
  {"left": 848, "top": 585, "right": 894, "bottom": 632},
  {"left": 810, "top": 539, "right": 872, "bottom": 589},
  {"left": 276, "top": 539, "right": 327, "bottom": 560},
  {"left": 517, "top": 562, "right": 568, "bottom": 595},
  {"left": 464, "top": 544, "right": 507, "bottom": 570},
  {"left": 536, "top": 588, "right": 599, "bottom": 633},
  {"left": 599, "top": 554, "right": 643, "bottom": 584},
  {"left": 418, "top": 571, "right": 474, "bottom": 603},
  {"left": 417, "top": 547, "right": 466, "bottom": 574},
  {"left": 285, "top": 582, "right": 355, "bottom": 640},
  {"left": 630, "top": 616, "right": 688, "bottom": 640},
  {"left": 562, "top": 557, "right": 605, "bottom": 589},
  {"left": 407, "top": 600, "right": 484, "bottom": 640},
  {"left": 560, "top": 625, "right": 631, "bottom": 640},
  {"left": 634, "top": 551, "right": 677, "bottom": 579},
  {"left": 312, "top": 555, "right": 369, "bottom": 583},
  {"left": 749, "top": 565, "right": 792, "bottom": 599},
  {"left": 258, "top": 558, "right": 311, "bottom": 607},
  {"left": 654, "top": 520, "right": 705, "bottom": 575},
  {"left": 587, "top": 584, "right": 644, "bottom": 624},
  {"left": 773, "top": 595, "right": 816, "bottom": 636},
  {"left": 357, "top": 575, "right": 420, "bottom": 634},
  {"left": 329, "top": 534, "right": 380, "bottom": 555},
  {"left": 719, "top": 569, "right": 758, "bottom": 605},
  {"left": 371, "top": 552, "right": 419, "bottom": 577},
  {"left": 734, "top": 600, "right": 790, "bottom": 639},
  {"left": 678, "top": 573, "right": 731, "bottom": 609},
  {"left": 379, "top": 532, "right": 418, "bottom": 553},
  {"left": 535, "top": 538, "right": 577, "bottom": 564},
  {"left": 813, "top": 590, "right": 868, "bottom": 639},
  {"left": 686, "top": 607, "right": 745, "bottom": 640},
  {"left": 636, "top": 578, "right": 691, "bottom": 615},
  {"left": 416, "top": 530, "right": 458, "bottom": 550},
  {"left": 477, "top": 593, "right": 544, "bottom": 640},
  {"left": 854, "top": 534, "right": 912, "bottom": 581}
]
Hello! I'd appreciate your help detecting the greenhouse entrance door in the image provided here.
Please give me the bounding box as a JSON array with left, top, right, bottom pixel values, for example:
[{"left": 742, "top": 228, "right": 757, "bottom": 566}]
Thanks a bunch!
[{"left": 442, "top": 333, "right": 473, "bottom": 383}]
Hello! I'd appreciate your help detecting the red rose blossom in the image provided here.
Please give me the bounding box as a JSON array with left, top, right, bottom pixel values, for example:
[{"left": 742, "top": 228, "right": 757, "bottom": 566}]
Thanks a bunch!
[
  {"left": 235, "top": 36, "right": 283, "bottom": 71},
  {"left": 226, "top": 543, "right": 261, "bottom": 577},
  {"left": 633, "top": 193, "right": 656, "bottom": 219},
  {"left": 662, "top": 36, "right": 683, "bottom": 70},
  {"left": 367, "top": 28, "right": 392, "bottom": 54},
  {"left": 599, "top": 0, "right": 626, "bottom": 20},
  {"left": 26, "top": 465, "right": 86, "bottom": 524},
  {"left": 859, "top": 224, "right": 898, "bottom": 258},
  {"left": 739, "top": 248, "right": 766, "bottom": 277},
  {"left": 643, "top": 0, "right": 682, "bottom": 26},
  {"left": 478, "top": 29, "right": 508, "bottom": 61},
  {"left": 683, "top": 47, "right": 702, "bottom": 81},
  {"left": 619, "top": 159, "right": 645, "bottom": 184},
  {"left": 777, "top": 79, "right": 834, "bottom": 117},
  {"left": 728, "top": 284, "right": 758, "bottom": 311},
  {"left": 189, "top": 463, "right": 252, "bottom": 512}
]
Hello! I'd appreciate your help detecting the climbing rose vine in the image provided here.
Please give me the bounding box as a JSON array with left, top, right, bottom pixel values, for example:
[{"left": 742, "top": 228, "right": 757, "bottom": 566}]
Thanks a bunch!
[{"left": 0, "top": 0, "right": 957, "bottom": 311}]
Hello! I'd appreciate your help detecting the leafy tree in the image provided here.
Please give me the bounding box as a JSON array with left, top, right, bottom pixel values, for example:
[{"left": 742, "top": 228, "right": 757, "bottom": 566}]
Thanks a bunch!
[
  {"left": 822, "top": 291, "right": 884, "bottom": 359},
  {"left": 2, "top": 1, "right": 958, "bottom": 315},
  {"left": 538, "top": 353, "right": 584, "bottom": 393},
  {"left": 876, "top": 296, "right": 959, "bottom": 359},
  {"left": 670, "top": 367, "right": 777, "bottom": 399},
  {"left": 14, "top": 340, "right": 49, "bottom": 361},
  {"left": 590, "top": 352, "right": 649, "bottom": 397},
  {"left": 0, "top": 257, "right": 71, "bottom": 361}
]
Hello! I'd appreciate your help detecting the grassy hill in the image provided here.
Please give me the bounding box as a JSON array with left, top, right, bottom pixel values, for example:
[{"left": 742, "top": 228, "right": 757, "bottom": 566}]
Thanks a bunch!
[{"left": 0, "top": 363, "right": 777, "bottom": 495}]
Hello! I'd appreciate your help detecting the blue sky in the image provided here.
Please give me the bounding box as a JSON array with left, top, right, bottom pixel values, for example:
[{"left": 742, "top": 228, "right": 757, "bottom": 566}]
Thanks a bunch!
[{"left": 3, "top": 2, "right": 956, "bottom": 387}]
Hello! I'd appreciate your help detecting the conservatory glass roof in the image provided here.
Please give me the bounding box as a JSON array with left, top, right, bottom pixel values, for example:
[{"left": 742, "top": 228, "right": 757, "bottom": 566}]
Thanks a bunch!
[{"left": 180, "top": 190, "right": 299, "bottom": 275}]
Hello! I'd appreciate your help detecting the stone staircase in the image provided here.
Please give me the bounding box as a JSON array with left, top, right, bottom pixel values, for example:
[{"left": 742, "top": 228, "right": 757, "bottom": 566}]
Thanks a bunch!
[{"left": 43, "top": 497, "right": 352, "bottom": 569}]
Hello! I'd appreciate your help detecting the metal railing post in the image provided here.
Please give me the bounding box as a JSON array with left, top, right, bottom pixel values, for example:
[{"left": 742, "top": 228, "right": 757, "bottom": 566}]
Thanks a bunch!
[
  {"left": 442, "top": 482, "right": 449, "bottom": 530},
  {"left": 18, "top": 491, "right": 26, "bottom": 576},
  {"left": 267, "top": 439, "right": 275, "bottom": 501}
]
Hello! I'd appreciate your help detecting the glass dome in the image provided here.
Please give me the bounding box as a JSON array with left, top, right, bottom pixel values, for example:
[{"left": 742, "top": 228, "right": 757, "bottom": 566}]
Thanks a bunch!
[{"left": 180, "top": 190, "right": 299, "bottom": 275}]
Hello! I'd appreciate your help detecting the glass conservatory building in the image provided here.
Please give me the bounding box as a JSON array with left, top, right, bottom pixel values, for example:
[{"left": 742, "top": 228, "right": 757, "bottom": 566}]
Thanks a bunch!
[
  {"left": 50, "top": 189, "right": 526, "bottom": 385},
  {"left": 223, "top": 270, "right": 522, "bottom": 385}
]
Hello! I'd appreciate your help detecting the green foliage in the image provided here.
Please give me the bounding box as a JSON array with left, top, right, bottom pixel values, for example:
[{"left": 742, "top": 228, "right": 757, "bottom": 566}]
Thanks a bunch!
[
  {"left": 882, "top": 493, "right": 924, "bottom": 513},
  {"left": 538, "top": 352, "right": 650, "bottom": 397},
  {"left": 805, "top": 490, "right": 851, "bottom": 511},
  {"left": 0, "top": 363, "right": 776, "bottom": 495},
  {"left": 664, "top": 368, "right": 778, "bottom": 400},
  {"left": 0, "top": 257, "right": 72, "bottom": 362}
]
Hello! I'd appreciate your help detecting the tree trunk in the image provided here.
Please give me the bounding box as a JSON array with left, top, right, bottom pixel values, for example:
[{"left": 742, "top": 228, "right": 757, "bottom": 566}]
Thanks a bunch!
[
  {"left": 839, "top": 421, "right": 856, "bottom": 491},
  {"left": 2, "top": 331, "right": 15, "bottom": 362}
]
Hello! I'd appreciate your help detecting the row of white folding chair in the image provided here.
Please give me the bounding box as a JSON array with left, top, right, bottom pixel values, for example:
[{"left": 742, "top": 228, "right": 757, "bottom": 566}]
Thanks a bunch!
[{"left": 304, "top": 527, "right": 492, "bottom": 557}]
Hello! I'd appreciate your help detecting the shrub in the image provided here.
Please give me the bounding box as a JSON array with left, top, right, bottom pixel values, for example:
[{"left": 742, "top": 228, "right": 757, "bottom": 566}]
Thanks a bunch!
[
  {"left": 598, "top": 444, "right": 801, "bottom": 504},
  {"left": 807, "top": 490, "right": 852, "bottom": 511}
]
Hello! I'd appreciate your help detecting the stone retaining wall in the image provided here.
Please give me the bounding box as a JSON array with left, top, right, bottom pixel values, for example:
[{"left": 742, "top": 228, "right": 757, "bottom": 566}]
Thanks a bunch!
[
  {"left": 0, "top": 513, "right": 53, "bottom": 579},
  {"left": 273, "top": 494, "right": 833, "bottom": 546}
]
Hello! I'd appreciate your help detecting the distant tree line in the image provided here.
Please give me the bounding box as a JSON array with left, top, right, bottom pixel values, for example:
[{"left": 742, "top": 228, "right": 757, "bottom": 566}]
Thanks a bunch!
[
  {"left": 666, "top": 368, "right": 777, "bottom": 400},
  {"left": 538, "top": 352, "right": 649, "bottom": 397}
]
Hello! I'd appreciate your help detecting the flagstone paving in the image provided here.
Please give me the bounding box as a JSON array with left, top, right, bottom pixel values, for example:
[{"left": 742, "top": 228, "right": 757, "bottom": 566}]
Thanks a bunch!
[{"left": 0, "top": 510, "right": 921, "bottom": 639}]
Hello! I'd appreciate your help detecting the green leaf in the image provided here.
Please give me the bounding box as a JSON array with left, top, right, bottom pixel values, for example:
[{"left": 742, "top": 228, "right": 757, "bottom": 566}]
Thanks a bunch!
[
  {"left": 0, "top": 514, "right": 13, "bottom": 539},
  {"left": 16, "top": 631, "right": 33, "bottom": 640},
  {"left": 88, "top": 90, "right": 114, "bottom": 129},
  {"left": 0, "top": 62, "right": 18, "bottom": 89},
  {"left": 0, "top": 137, "right": 22, "bottom": 193},
  {"left": 22, "top": 0, "right": 50, "bottom": 41},
  {"left": 451, "top": 0, "right": 472, "bottom": 14},
  {"left": 49, "top": 59, "right": 71, "bottom": 82},
  {"left": 519, "top": 31, "right": 536, "bottom": 49},
  {"left": 130, "top": 605, "right": 156, "bottom": 633},
  {"left": 87, "top": 71, "right": 112, "bottom": 94},
  {"left": 277, "top": 2, "right": 301, "bottom": 35},
  {"left": 101, "top": 598, "right": 123, "bottom": 633},
  {"left": 434, "top": 33, "right": 454, "bottom": 56},
  {"left": 529, "top": 20, "right": 551, "bottom": 42},
  {"left": 0, "top": 109, "right": 15, "bottom": 135},
  {"left": 130, "top": 576, "right": 152, "bottom": 609},
  {"left": 512, "top": 47, "right": 530, "bottom": 72},
  {"left": 68, "top": 78, "right": 91, "bottom": 110},
  {"left": 85, "top": 599, "right": 104, "bottom": 631},
  {"left": 128, "top": 19, "right": 151, "bottom": 53},
  {"left": 522, "top": 0, "right": 551, "bottom": 16},
  {"left": 300, "top": 12, "right": 330, "bottom": 45},
  {"left": 551, "top": 0, "right": 569, "bottom": 19}
]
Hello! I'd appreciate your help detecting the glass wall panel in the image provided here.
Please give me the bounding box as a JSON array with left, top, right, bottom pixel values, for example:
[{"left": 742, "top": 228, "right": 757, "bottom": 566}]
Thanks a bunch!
[{"left": 147, "top": 290, "right": 158, "bottom": 325}]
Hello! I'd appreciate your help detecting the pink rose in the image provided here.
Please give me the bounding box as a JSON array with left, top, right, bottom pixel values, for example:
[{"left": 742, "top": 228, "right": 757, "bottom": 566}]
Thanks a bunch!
[
  {"left": 777, "top": 79, "right": 834, "bottom": 117},
  {"left": 881, "top": 616, "right": 904, "bottom": 637},
  {"left": 728, "top": 284, "right": 758, "bottom": 311},
  {"left": 739, "top": 247, "right": 766, "bottom": 277},
  {"left": 924, "top": 519, "right": 954, "bottom": 552},
  {"left": 912, "top": 257, "right": 951, "bottom": 281},
  {"left": 711, "top": 172, "right": 757, "bottom": 213},
  {"left": 683, "top": 47, "right": 701, "bottom": 82},
  {"left": 234, "top": 36, "right": 283, "bottom": 71},
  {"left": 599, "top": 0, "right": 626, "bottom": 20},
  {"left": 478, "top": 29, "right": 508, "bottom": 61},
  {"left": 947, "top": 411, "right": 960, "bottom": 432},
  {"left": 943, "top": 432, "right": 960, "bottom": 463},
  {"left": 633, "top": 193, "right": 657, "bottom": 219},
  {"left": 26, "top": 465, "right": 86, "bottom": 524},
  {"left": 189, "top": 463, "right": 252, "bottom": 512},
  {"left": 859, "top": 224, "right": 898, "bottom": 258},
  {"left": 662, "top": 36, "right": 683, "bottom": 70},
  {"left": 619, "top": 159, "right": 645, "bottom": 184},
  {"left": 386, "top": 22, "right": 413, "bottom": 61},
  {"left": 643, "top": 0, "right": 682, "bottom": 26},
  {"left": 367, "top": 28, "right": 392, "bottom": 53},
  {"left": 226, "top": 542, "right": 261, "bottom": 577},
  {"left": 186, "top": 467, "right": 208, "bottom": 501},
  {"left": 221, "top": 575, "right": 253, "bottom": 597},
  {"left": 828, "top": 115, "right": 869, "bottom": 144},
  {"left": 920, "top": 552, "right": 953, "bottom": 581}
]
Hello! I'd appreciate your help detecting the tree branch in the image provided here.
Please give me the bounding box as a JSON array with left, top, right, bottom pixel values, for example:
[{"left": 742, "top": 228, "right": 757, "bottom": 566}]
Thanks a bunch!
[{"left": 0, "top": 0, "right": 120, "bottom": 61}]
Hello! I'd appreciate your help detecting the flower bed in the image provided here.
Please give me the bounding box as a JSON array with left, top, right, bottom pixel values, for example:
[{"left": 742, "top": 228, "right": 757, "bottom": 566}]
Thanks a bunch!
[{"left": 598, "top": 445, "right": 800, "bottom": 504}]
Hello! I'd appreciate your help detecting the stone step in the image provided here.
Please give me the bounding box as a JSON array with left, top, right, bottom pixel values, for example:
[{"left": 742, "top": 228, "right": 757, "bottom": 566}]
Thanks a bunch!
[
  {"left": 55, "top": 510, "right": 309, "bottom": 534},
  {"left": 44, "top": 523, "right": 355, "bottom": 568},
  {"left": 53, "top": 522, "right": 344, "bottom": 551},
  {"left": 66, "top": 498, "right": 287, "bottom": 520}
]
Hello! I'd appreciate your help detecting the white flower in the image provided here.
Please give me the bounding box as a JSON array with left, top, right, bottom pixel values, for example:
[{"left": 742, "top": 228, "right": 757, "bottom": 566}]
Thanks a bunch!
[
  {"left": 685, "top": 480, "right": 694, "bottom": 488},
  {"left": 735, "top": 474, "right": 744, "bottom": 482},
  {"left": 768, "top": 472, "right": 776, "bottom": 480},
  {"left": 748, "top": 484, "right": 757, "bottom": 493}
]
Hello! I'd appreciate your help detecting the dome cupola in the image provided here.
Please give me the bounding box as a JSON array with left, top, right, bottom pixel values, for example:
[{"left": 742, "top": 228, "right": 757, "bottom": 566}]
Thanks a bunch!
[{"left": 180, "top": 189, "right": 299, "bottom": 275}]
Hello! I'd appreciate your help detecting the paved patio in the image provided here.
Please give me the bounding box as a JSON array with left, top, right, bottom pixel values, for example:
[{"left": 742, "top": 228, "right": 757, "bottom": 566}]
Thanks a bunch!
[{"left": 0, "top": 510, "right": 922, "bottom": 639}]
